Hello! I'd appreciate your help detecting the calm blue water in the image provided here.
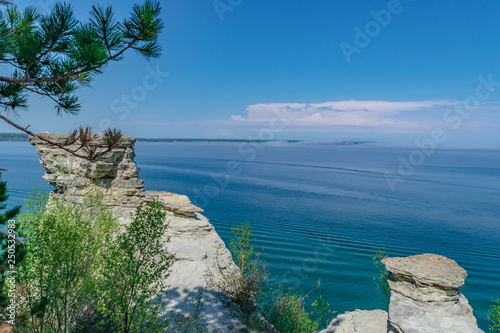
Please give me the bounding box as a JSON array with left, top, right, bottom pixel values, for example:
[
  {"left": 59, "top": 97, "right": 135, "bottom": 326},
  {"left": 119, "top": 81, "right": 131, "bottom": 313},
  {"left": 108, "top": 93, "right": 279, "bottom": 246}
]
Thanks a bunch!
[{"left": 1, "top": 141, "right": 499, "bottom": 330}]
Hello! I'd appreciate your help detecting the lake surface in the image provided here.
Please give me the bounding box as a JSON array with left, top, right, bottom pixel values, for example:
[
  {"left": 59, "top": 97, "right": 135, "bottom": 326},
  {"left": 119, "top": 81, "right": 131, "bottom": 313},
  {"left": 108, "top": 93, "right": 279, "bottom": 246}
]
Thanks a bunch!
[{"left": 1, "top": 141, "right": 499, "bottom": 330}]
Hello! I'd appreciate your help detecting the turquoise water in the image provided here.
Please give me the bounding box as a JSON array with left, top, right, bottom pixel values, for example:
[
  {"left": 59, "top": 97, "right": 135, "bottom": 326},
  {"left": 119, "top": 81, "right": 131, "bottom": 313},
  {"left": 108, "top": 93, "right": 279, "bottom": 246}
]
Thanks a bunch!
[{"left": 1, "top": 141, "right": 499, "bottom": 330}]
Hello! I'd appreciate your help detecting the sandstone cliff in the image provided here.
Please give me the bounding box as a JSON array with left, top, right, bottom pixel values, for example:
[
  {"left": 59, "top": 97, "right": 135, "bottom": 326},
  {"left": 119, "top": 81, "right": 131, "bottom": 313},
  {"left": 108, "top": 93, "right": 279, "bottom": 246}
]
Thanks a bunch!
[
  {"left": 30, "top": 133, "right": 485, "bottom": 333},
  {"left": 29, "top": 133, "right": 245, "bottom": 332}
]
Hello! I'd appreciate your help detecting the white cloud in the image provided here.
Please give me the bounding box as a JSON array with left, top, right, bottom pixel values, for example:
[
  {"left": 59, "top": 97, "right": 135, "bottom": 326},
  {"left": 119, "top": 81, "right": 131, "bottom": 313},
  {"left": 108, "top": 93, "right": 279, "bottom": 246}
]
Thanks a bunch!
[{"left": 230, "top": 100, "right": 458, "bottom": 129}]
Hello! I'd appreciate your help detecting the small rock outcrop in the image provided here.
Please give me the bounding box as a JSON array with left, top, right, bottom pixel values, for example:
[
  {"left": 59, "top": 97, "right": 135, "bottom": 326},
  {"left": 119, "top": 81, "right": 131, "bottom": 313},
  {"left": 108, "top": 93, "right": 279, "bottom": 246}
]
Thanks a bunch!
[
  {"left": 318, "top": 254, "right": 483, "bottom": 333},
  {"left": 382, "top": 253, "right": 483, "bottom": 333},
  {"left": 29, "top": 133, "right": 244, "bottom": 332},
  {"left": 318, "top": 309, "right": 388, "bottom": 333}
]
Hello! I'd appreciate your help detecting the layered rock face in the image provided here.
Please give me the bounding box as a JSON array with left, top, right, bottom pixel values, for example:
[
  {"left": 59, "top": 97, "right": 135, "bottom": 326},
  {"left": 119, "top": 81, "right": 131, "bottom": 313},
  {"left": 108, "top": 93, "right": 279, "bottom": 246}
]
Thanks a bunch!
[
  {"left": 29, "top": 133, "right": 202, "bottom": 219},
  {"left": 382, "top": 253, "right": 483, "bottom": 333},
  {"left": 318, "top": 254, "right": 483, "bottom": 333},
  {"left": 29, "top": 133, "right": 244, "bottom": 332}
]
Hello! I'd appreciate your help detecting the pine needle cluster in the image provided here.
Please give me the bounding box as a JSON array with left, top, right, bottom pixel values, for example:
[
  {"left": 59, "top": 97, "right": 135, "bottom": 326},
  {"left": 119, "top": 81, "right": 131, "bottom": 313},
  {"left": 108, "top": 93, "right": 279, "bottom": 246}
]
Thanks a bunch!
[{"left": 0, "top": 1, "right": 163, "bottom": 115}]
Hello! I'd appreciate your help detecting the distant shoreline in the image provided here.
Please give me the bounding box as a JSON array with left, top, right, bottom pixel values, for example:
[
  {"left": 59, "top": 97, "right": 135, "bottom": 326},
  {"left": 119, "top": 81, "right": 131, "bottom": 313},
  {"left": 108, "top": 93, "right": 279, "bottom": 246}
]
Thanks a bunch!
[
  {"left": 0, "top": 133, "right": 371, "bottom": 145},
  {"left": 0, "top": 133, "right": 29, "bottom": 141},
  {"left": 136, "top": 138, "right": 301, "bottom": 143},
  {"left": 138, "top": 139, "right": 374, "bottom": 145}
]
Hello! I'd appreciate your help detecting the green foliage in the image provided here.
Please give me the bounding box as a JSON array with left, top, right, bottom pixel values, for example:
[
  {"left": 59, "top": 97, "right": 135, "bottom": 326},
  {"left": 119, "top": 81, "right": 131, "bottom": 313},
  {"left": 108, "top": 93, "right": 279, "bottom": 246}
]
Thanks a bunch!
[
  {"left": 488, "top": 299, "right": 500, "bottom": 332},
  {"left": 0, "top": 1, "right": 163, "bottom": 114},
  {"left": 373, "top": 248, "right": 390, "bottom": 310},
  {"left": 221, "top": 221, "right": 335, "bottom": 333},
  {"left": 0, "top": 171, "right": 20, "bottom": 224},
  {"left": 13, "top": 192, "right": 175, "bottom": 332},
  {"left": 258, "top": 283, "right": 335, "bottom": 333},
  {"left": 216, "top": 221, "right": 268, "bottom": 313},
  {"left": 93, "top": 200, "right": 175, "bottom": 333},
  {"left": 17, "top": 190, "right": 118, "bottom": 332},
  {"left": 258, "top": 281, "right": 336, "bottom": 333},
  {"left": 229, "top": 222, "right": 257, "bottom": 279},
  {"left": 311, "top": 294, "right": 336, "bottom": 329}
]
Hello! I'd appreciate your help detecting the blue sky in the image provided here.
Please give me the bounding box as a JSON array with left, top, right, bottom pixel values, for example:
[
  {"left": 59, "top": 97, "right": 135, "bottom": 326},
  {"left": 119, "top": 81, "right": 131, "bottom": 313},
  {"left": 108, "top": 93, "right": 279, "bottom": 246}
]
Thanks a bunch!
[{"left": 1, "top": 0, "right": 500, "bottom": 147}]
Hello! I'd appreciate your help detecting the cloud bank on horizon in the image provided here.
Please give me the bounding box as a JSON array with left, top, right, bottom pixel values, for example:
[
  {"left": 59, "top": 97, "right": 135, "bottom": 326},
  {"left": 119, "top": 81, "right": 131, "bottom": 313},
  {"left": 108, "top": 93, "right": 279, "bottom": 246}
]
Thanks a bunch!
[
  {"left": 230, "top": 100, "right": 463, "bottom": 130},
  {"left": 221, "top": 99, "right": 500, "bottom": 147}
]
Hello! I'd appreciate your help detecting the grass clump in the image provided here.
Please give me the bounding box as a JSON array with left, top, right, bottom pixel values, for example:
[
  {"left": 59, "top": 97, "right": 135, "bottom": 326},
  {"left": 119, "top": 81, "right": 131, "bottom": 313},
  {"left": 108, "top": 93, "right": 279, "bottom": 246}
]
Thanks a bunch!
[
  {"left": 217, "top": 221, "right": 336, "bottom": 333},
  {"left": 258, "top": 283, "right": 334, "bottom": 333}
]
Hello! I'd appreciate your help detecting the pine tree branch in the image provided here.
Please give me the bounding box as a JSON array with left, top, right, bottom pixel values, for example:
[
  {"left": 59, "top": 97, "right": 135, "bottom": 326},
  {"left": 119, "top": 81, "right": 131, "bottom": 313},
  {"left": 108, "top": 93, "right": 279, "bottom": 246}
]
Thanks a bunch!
[
  {"left": 0, "top": 39, "right": 137, "bottom": 84},
  {"left": 25, "top": 42, "right": 56, "bottom": 79},
  {"left": 21, "top": 82, "right": 68, "bottom": 111},
  {"left": 1, "top": 59, "right": 23, "bottom": 70},
  {"left": 21, "top": 83, "right": 53, "bottom": 97},
  {"left": 33, "top": 82, "right": 70, "bottom": 108},
  {"left": 0, "top": 100, "right": 13, "bottom": 107}
]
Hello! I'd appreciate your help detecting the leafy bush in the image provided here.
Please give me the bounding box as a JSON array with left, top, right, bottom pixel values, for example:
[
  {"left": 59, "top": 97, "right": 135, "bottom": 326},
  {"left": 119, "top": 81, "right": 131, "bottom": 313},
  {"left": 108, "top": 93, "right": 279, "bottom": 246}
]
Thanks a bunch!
[
  {"left": 13, "top": 191, "right": 175, "bottom": 332},
  {"left": 215, "top": 221, "right": 268, "bottom": 314},
  {"left": 219, "top": 221, "right": 335, "bottom": 333},
  {"left": 373, "top": 248, "right": 390, "bottom": 310},
  {"left": 17, "top": 191, "right": 119, "bottom": 332},
  {"left": 92, "top": 200, "right": 175, "bottom": 332},
  {"left": 488, "top": 299, "right": 500, "bottom": 332}
]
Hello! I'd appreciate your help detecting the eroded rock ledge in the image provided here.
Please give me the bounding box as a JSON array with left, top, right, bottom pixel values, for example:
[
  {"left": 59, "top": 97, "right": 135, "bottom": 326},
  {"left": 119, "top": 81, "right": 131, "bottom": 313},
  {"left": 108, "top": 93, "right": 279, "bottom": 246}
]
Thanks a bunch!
[
  {"left": 29, "top": 133, "right": 244, "bottom": 332},
  {"left": 383, "top": 254, "right": 482, "bottom": 333},
  {"left": 319, "top": 253, "right": 483, "bottom": 333},
  {"left": 29, "top": 133, "right": 202, "bottom": 218}
]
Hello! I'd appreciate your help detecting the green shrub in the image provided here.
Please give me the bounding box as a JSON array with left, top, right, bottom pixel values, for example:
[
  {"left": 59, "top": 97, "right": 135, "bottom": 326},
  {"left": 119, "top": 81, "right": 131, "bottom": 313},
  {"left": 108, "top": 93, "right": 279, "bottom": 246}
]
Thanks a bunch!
[
  {"left": 17, "top": 190, "right": 119, "bottom": 332},
  {"left": 93, "top": 200, "right": 175, "bottom": 333},
  {"left": 258, "top": 284, "right": 335, "bottom": 333},
  {"left": 488, "top": 299, "right": 500, "bottom": 332},
  {"left": 215, "top": 221, "right": 268, "bottom": 314},
  {"left": 220, "top": 221, "right": 335, "bottom": 333},
  {"left": 13, "top": 191, "right": 176, "bottom": 332},
  {"left": 372, "top": 248, "right": 390, "bottom": 310}
]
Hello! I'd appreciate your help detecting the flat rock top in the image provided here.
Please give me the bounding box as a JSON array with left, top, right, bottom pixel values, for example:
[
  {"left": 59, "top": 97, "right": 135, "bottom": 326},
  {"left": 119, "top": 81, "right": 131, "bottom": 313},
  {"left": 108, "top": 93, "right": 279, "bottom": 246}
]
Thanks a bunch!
[
  {"left": 317, "top": 309, "right": 388, "bottom": 333},
  {"left": 382, "top": 253, "right": 467, "bottom": 288},
  {"left": 145, "top": 191, "right": 203, "bottom": 216}
]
